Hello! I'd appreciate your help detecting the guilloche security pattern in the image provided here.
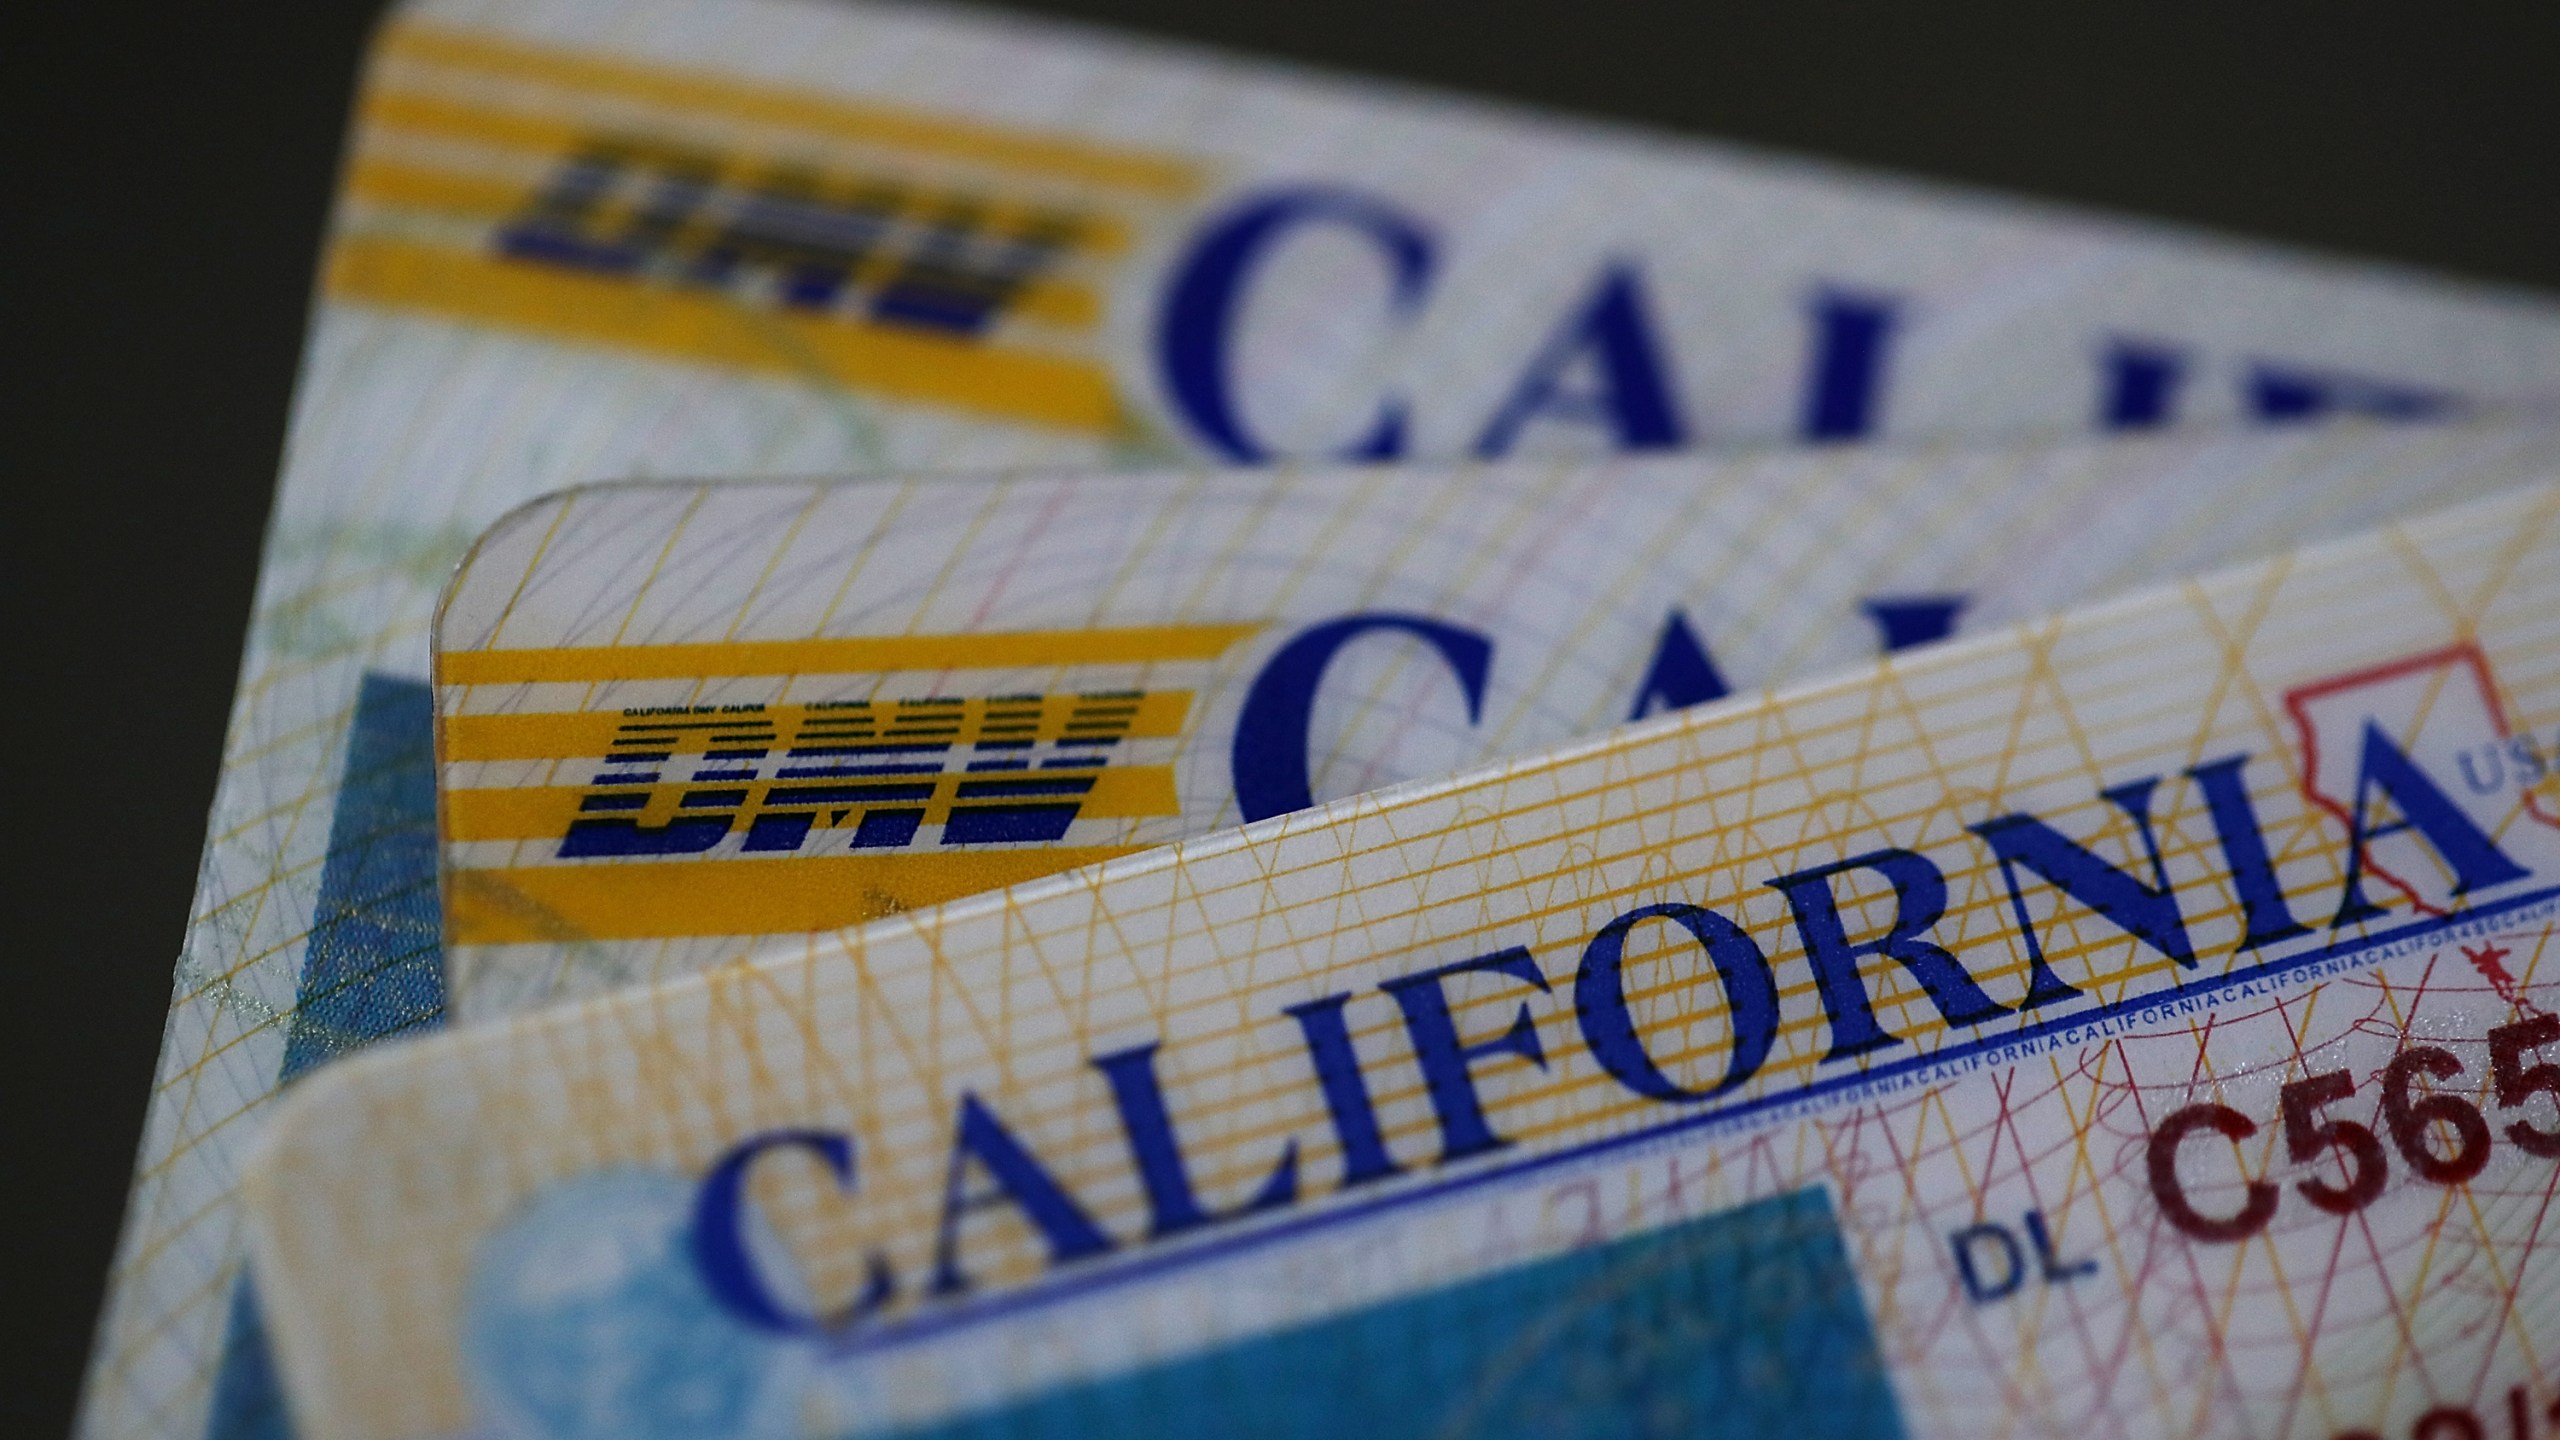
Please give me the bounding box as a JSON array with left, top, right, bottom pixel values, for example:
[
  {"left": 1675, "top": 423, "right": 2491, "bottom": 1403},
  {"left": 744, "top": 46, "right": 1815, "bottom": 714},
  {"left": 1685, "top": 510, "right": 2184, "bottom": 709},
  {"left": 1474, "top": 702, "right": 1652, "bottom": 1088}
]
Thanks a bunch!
[
  {"left": 432, "top": 422, "right": 2560, "bottom": 1023},
  {"left": 250, "top": 485, "right": 2560, "bottom": 1437},
  {"left": 93, "top": 0, "right": 2560, "bottom": 1426}
]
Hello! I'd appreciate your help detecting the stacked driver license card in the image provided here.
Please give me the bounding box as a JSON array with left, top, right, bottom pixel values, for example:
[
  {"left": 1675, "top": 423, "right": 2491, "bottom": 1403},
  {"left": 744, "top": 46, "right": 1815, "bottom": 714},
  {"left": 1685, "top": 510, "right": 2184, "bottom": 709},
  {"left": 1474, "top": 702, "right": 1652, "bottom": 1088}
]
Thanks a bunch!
[
  {"left": 432, "top": 420, "right": 2560, "bottom": 1024},
  {"left": 248, "top": 480, "right": 2560, "bottom": 1439},
  {"left": 92, "top": 0, "right": 2560, "bottom": 1431}
]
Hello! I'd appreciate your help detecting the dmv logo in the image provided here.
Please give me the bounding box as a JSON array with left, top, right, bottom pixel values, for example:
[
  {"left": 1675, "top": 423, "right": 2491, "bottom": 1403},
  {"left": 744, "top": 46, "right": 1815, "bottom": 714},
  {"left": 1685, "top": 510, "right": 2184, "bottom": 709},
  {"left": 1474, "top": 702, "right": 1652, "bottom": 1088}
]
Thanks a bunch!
[
  {"left": 336, "top": 20, "right": 1193, "bottom": 434},
  {"left": 557, "top": 694, "right": 1158, "bottom": 859},
  {"left": 497, "top": 137, "right": 1094, "bottom": 343},
  {"left": 435, "top": 626, "right": 1236, "bottom": 947}
]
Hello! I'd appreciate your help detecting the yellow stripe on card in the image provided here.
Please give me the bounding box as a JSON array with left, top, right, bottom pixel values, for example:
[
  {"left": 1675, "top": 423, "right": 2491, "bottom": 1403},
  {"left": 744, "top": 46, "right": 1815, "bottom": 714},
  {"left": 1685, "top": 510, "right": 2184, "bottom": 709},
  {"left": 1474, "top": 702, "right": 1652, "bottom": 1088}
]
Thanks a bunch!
[
  {"left": 373, "top": 20, "right": 1202, "bottom": 197},
  {"left": 446, "top": 848, "right": 1144, "bottom": 944},
  {"left": 324, "top": 235, "right": 1121, "bottom": 431},
  {"left": 440, "top": 627, "right": 1252, "bottom": 687},
  {"left": 443, "top": 766, "right": 1178, "bottom": 840},
  {"left": 338, "top": 156, "right": 526, "bottom": 224}
]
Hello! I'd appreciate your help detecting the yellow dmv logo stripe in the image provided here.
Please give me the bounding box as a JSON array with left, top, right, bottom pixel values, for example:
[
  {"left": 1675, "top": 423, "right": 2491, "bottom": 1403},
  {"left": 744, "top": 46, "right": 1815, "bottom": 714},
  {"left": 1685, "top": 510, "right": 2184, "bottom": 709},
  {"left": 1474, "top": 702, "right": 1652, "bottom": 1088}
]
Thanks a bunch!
[
  {"left": 444, "top": 767, "right": 1179, "bottom": 840},
  {"left": 375, "top": 21, "right": 1202, "bottom": 198},
  {"left": 325, "top": 235, "right": 1122, "bottom": 432},
  {"left": 439, "top": 627, "right": 1253, "bottom": 688},
  {"left": 446, "top": 848, "right": 1144, "bottom": 944}
]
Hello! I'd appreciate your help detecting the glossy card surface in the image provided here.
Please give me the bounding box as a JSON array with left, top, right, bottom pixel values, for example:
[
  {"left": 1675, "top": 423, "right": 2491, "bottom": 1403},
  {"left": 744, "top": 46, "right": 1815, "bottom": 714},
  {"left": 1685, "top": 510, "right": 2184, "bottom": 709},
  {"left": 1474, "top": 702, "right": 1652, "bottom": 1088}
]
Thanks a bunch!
[
  {"left": 438, "top": 423, "right": 2560, "bottom": 1021},
  {"left": 90, "top": 0, "right": 2560, "bottom": 1429},
  {"left": 255, "top": 485, "right": 2560, "bottom": 1438}
]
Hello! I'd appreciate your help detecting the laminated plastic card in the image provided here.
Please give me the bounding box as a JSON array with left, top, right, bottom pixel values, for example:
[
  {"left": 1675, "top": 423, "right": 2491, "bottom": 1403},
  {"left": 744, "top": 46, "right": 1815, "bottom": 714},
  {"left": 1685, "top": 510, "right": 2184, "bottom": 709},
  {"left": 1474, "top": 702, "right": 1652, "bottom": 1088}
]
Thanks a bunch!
[
  {"left": 438, "top": 422, "right": 2560, "bottom": 1021},
  {"left": 93, "top": 0, "right": 2560, "bottom": 1427},
  {"left": 253, "top": 483, "right": 2560, "bottom": 1439}
]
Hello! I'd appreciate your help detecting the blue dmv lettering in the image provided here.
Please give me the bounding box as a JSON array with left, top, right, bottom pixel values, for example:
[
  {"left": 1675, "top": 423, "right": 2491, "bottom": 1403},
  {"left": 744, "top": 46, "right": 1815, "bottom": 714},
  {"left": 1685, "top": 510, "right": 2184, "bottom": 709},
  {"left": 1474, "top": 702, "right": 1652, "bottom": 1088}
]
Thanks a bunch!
[{"left": 694, "top": 735, "right": 2548, "bottom": 1339}]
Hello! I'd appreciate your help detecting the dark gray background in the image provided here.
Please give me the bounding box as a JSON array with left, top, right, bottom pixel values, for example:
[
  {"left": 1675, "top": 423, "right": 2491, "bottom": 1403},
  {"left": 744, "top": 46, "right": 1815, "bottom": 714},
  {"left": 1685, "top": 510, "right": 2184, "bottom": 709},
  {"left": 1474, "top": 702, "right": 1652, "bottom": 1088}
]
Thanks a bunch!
[{"left": 10, "top": 2, "right": 2560, "bottom": 1432}]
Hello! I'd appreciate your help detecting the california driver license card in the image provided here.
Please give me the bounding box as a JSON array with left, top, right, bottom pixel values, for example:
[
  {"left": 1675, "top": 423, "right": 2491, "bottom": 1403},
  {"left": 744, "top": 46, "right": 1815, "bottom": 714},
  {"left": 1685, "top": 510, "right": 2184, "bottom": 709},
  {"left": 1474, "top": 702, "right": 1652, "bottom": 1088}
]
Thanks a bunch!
[
  {"left": 435, "top": 421, "right": 2560, "bottom": 1021},
  {"left": 255, "top": 483, "right": 2560, "bottom": 1439},
  {"left": 92, "top": 0, "right": 2560, "bottom": 1428}
]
